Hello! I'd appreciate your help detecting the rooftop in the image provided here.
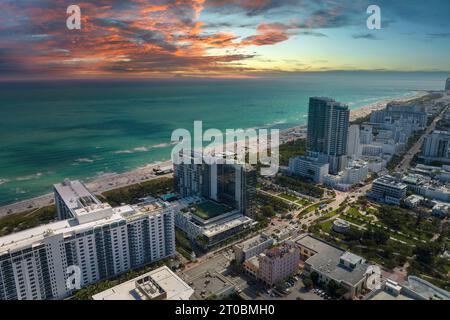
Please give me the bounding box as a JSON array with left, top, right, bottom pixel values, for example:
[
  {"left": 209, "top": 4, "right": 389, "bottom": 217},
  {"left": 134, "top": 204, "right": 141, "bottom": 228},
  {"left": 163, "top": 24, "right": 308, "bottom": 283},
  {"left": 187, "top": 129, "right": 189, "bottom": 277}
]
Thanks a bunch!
[
  {"left": 54, "top": 179, "right": 101, "bottom": 210},
  {"left": 192, "top": 200, "right": 232, "bottom": 220},
  {"left": 297, "top": 235, "right": 369, "bottom": 287},
  {"left": 92, "top": 266, "right": 194, "bottom": 300},
  {"left": 235, "top": 234, "right": 271, "bottom": 252},
  {"left": 374, "top": 176, "right": 408, "bottom": 189},
  {"left": 295, "top": 234, "right": 342, "bottom": 256},
  {"left": 306, "top": 249, "right": 368, "bottom": 286},
  {"left": 0, "top": 201, "right": 171, "bottom": 254},
  {"left": 202, "top": 214, "right": 253, "bottom": 238}
]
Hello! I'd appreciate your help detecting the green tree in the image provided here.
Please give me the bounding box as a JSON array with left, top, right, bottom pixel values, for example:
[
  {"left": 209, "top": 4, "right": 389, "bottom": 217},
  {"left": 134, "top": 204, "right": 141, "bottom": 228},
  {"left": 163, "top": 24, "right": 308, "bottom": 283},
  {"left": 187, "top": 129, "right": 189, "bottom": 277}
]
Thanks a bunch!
[
  {"left": 310, "top": 271, "right": 319, "bottom": 285},
  {"left": 261, "top": 205, "right": 275, "bottom": 218},
  {"left": 303, "top": 277, "right": 313, "bottom": 290}
]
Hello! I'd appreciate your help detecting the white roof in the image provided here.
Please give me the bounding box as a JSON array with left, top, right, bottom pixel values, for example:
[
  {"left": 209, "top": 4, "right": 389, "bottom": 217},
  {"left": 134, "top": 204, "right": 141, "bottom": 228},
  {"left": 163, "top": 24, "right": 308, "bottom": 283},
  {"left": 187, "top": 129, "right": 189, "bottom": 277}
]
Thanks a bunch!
[
  {"left": 92, "top": 266, "right": 194, "bottom": 300},
  {"left": 0, "top": 202, "right": 170, "bottom": 254}
]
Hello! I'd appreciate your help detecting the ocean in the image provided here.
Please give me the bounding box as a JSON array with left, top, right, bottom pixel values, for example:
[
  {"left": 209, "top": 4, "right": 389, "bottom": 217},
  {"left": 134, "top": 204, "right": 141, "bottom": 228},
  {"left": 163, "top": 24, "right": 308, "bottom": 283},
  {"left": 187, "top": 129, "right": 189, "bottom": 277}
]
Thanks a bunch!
[{"left": 0, "top": 72, "right": 447, "bottom": 205}]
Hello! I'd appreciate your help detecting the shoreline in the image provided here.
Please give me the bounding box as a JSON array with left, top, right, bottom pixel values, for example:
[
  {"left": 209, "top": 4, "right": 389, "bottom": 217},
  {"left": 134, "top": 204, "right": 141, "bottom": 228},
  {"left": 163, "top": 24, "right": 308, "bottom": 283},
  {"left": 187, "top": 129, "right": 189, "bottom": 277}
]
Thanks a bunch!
[{"left": 0, "top": 90, "right": 430, "bottom": 218}]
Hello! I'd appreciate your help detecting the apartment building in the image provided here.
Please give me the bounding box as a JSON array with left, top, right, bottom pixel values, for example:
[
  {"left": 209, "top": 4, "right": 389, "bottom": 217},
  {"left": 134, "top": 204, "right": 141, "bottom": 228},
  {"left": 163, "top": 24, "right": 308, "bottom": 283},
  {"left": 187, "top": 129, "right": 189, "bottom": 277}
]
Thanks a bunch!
[
  {"left": 54, "top": 179, "right": 102, "bottom": 220},
  {"left": 257, "top": 242, "right": 300, "bottom": 286},
  {"left": 0, "top": 197, "right": 175, "bottom": 300}
]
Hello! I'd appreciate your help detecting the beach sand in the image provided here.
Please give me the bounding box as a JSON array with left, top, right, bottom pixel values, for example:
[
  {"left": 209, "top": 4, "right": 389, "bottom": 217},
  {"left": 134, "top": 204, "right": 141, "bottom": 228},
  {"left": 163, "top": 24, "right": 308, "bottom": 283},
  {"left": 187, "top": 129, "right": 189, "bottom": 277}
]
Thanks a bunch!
[{"left": 0, "top": 91, "right": 429, "bottom": 218}]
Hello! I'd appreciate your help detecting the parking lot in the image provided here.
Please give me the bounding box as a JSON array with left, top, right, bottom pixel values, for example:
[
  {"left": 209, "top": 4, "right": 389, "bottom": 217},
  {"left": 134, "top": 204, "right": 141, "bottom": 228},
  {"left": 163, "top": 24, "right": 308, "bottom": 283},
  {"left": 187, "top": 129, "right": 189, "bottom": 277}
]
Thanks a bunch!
[
  {"left": 178, "top": 252, "right": 331, "bottom": 300},
  {"left": 255, "top": 277, "right": 325, "bottom": 301},
  {"left": 178, "top": 253, "right": 251, "bottom": 300}
]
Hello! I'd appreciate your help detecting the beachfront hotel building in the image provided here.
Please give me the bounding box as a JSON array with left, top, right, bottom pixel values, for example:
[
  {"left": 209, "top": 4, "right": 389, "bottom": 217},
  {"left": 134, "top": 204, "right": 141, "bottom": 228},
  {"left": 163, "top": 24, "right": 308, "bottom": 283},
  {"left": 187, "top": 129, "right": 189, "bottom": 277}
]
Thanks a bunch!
[
  {"left": 54, "top": 179, "right": 102, "bottom": 220},
  {"left": 173, "top": 151, "right": 257, "bottom": 219},
  {"left": 306, "top": 97, "right": 350, "bottom": 174},
  {"left": 0, "top": 195, "right": 175, "bottom": 300}
]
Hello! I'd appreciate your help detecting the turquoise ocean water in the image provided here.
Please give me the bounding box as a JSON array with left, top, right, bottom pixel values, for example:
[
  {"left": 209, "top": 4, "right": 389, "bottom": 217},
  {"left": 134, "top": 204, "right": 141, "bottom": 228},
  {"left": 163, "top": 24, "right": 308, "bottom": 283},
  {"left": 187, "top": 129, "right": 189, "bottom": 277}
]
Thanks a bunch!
[{"left": 0, "top": 72, "right": 448, "bottom": 205}]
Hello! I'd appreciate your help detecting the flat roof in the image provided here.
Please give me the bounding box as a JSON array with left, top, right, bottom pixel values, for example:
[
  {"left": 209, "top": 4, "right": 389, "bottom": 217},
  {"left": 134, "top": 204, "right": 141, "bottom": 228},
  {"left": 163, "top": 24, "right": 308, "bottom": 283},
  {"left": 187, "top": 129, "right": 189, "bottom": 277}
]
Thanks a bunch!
[
  {"left": 306, "top": 249, "right": 368, "bottom": 287},
  {"left": 295, "top": 234, "right": 341, "bottom": 256},
  {"left": 0, "top": 202, "right": 170, "bottom": 254},
  {"left": 236, "top": 234, "right": 272, "bottom": 252},
  {"left": 369, "top": 290, "right": 413, "bottom": 301},
  {"left": 297, "top": 235, "right": 368, "bottom": 287},
  {"left": 92, "top": 266, "right": 194, "bottom": 300},
  {"left": 54, "top": 180, "right": 101, "bottom": 210},
  {"left": 203, "top": 214, "right": 253, "bottom": 238}
]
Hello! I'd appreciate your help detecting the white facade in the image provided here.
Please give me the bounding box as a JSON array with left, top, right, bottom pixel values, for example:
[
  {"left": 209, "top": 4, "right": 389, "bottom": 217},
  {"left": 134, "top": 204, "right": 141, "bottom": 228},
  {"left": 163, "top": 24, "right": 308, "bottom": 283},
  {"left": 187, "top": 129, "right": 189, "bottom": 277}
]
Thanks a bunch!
[
  {"left": 422, "top": 130, "right": 450, "bottom": 160},
  {"left": 342, "top": 161, "right": 369, "bottom": 185},
  {"left": 347, "top": 125, "right": 362, "bottom": 158},
  {"left": 0, "top": 199, "right": 175, "bottom": 300},
  {"left": 54, "top": 180, "right": 102, "bottom": 220},
  {"left": 360, "top": 125, "right": 373, "bottom": 145},
  {"left": 362, "top": 144, "right": 383, "bottom": 157},
  {"left": 288, "top": 154, "right": 329, "bottom": 183},
  {"left": 370, "top": 176, "right": 408, "bottom": 205}
]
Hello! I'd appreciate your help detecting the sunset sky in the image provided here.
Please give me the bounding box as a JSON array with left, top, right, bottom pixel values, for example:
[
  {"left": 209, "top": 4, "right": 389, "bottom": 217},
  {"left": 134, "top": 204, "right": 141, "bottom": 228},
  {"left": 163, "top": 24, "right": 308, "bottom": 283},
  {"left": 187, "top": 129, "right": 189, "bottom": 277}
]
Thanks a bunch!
[{"left": 1, "top": 0, "right": 449, "bottom": 79}]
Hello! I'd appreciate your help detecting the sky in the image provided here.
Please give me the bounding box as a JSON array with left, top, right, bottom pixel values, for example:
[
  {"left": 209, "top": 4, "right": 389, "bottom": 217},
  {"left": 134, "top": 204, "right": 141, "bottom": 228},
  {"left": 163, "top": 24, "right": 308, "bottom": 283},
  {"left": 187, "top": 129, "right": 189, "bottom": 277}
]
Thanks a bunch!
[{"left": 0, "top": 0, "right": 449, "bottom": 80}]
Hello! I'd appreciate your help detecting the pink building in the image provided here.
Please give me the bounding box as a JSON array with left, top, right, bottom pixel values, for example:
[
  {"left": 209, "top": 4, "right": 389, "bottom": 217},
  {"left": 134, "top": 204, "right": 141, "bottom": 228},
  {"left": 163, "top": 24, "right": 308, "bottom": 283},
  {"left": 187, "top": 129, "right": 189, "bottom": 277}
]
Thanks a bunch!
[{"left": 258, "top": 242, "right": 300, "bottom": 286}]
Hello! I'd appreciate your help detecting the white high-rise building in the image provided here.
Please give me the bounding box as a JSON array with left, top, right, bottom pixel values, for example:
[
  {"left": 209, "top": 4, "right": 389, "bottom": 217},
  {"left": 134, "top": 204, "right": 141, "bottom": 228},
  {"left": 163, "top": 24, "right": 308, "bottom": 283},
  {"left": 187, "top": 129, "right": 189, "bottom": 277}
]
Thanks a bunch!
[
  {"left": 54, "top": 180, "right": 102, "bottom": 220},
  {"left": 422, "top": 131, "right": 450, "bottom": 159},
  {"left": 0, "top": 195, "right": 175, "bottom": 300},
  {"left": 173, "top": 151, "right": 257, "bottom": 218},
  {"left": 347, "top": 125, "right": 362, "bottom": 158},
  {"left": 360, "top": 125, "right": 373, "bottom": 145}
]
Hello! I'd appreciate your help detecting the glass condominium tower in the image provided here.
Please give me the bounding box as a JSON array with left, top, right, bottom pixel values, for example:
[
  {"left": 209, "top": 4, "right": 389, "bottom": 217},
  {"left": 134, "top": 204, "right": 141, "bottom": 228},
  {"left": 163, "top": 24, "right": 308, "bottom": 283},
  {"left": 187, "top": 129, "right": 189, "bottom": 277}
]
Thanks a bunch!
[{"left": 307, "top": 97, "right": 350, "bottom": 174}]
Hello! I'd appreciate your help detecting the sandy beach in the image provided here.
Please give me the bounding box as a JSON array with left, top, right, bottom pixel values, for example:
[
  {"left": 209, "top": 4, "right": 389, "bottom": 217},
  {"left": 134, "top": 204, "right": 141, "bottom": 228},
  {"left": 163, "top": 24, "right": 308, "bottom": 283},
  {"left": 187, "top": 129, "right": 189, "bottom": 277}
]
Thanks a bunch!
[{"left": 0, "top": 91, "right": 429, "bottom": 218}]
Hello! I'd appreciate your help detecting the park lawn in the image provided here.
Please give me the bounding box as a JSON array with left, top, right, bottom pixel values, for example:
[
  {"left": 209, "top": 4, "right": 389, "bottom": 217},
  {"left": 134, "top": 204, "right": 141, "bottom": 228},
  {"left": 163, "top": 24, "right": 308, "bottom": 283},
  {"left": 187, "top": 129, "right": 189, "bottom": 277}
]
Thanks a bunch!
[
  {"left": 341, "top": 214, "right": 366, "bottom": 227},
  {"left": 278, "top": 193, "right": 299, "bottom": 202},
  {"left": 319, "top": 220, "right": 334, "bottom": 233},
  {"left": 296, "top": 198, "right": 311, "bottom": 206}
]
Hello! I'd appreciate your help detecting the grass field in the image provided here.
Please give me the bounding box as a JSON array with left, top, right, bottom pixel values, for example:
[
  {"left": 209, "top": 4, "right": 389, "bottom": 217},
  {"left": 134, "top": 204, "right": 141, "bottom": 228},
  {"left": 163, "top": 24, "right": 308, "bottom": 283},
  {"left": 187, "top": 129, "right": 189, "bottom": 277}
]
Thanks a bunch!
[{"left": 192, "top": 201, "right": 231, "bottom": 220}]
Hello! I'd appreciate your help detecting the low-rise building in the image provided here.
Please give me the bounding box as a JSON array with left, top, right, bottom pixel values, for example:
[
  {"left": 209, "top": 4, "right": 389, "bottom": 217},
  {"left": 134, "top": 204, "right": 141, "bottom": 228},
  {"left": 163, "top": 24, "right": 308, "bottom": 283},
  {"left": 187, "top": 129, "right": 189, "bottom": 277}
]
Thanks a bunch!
[
  {"left": 404, "top": 195, "right": 424, "bottom": 208},
  {"left": 257, "top": 242, "right": 300, "bottom": 286},
  {"left": 288, "top": 154, "right": 329, "bottom": 183},
  {"left": 295, "top": 234, "right": 370, "bottom": 299},
  {"left": 92, "top": 266, "right": 194, "bottom": 300},
  {"left": 432, "top": 202, "right": 450, "bottom": 217},
  {"left": 234, "top": 233, "right": 273, "bottom": 263},
  {"left": 370, "top": 175, "right": 408, "bottom": 205},
  {"left": 402, "top": 173, "right": 450, "bottom": 203},
  {"left": 366, "top": 277, "right": 450, "bottom": 301},
  {"left": 174, "top": 198, "right": 255, "bottom": 249}
]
